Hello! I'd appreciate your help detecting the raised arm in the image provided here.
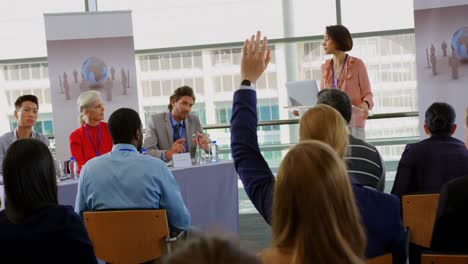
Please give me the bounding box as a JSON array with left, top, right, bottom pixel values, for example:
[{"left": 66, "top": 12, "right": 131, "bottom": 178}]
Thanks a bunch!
[
  {"left": 230, "top": 31, "right": 275, "bottom": 224},
  {"left": 231, "top": 90, "right": 275, "bottom": 223}
]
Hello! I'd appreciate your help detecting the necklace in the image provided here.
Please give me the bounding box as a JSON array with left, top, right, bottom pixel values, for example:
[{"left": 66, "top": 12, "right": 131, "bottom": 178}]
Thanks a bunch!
[
  {"left": 334, "top": 66, "right": 342, "bottom": 79},
  {"left": 331, "top": 54, "right": 348, "bottom": 89}
]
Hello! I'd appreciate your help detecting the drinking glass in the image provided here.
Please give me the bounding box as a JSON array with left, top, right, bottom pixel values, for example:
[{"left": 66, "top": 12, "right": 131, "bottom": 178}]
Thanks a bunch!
[
  {"left": 199, "top": 142, "right": 211, "bottom": 164},
  {"left": 192, "top": 133, "right": 201, "bottom": 164},
  {"left": 55, "top": 159, "right": 64, "bottom": 181}
]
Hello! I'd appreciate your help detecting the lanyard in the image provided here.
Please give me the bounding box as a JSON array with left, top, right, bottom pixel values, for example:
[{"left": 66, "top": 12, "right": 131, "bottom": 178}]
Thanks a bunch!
[
  {"left": 331, "top": 54, "right": 348, "bottom": 89},
  {"left": 84, "top": 123, "right": 101, "bottom": 157},
  {"left": 118, "top": 148, "right": 136, "bottom": 152}
]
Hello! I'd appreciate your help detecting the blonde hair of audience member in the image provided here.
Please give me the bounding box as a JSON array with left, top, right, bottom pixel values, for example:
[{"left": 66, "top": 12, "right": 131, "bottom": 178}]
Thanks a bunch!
[
  {"left": 76, "top": 90, "right": 104, "bottom": 125},
  {"left": 265, "top": 141, "right": 366, "bottom": 264},
  {"left": 299, "top": 104, "right": 349, "bottom": 157},
  {"left": 163, "top": 235, "right": 260, "bottom": 264}
]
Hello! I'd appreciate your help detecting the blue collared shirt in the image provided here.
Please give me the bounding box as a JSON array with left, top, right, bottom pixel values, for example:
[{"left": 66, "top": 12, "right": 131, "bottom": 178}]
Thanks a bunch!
[
  {"left": 161, "top": 114, "right": 189, "bottom": 161},
  {"left": 75, "top": 143, "right": 191, "bottom": 231},
  {"left": 0, "top": 130, "right": 49, "bottom": 177}
]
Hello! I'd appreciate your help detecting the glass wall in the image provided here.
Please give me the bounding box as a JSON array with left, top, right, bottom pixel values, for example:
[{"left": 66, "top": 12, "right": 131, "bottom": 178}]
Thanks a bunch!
[
  {"left": 98, "top": 0, "right": 286, "bottom": 49},
  {"left": 0, "top": 0, "right": 84, "bottom": 60},
  {"left": 0, "top": 0, "right": 418, "bottom": 213},
  {"left": 341, "top": 0, "right": 414, "bottom": 33}
]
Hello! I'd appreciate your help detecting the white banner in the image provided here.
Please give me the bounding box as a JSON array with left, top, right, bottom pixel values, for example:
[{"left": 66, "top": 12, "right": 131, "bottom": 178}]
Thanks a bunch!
[
  {"left": 414, "top": 0, "right": 468, "bottom": 140},
  {"left": 44, "top": 11, "right": 139, "bottom": 161}
]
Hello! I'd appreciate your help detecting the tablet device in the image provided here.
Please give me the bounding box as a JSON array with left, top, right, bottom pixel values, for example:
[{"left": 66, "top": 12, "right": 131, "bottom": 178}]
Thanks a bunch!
[{"left": 285, "top": 80, "right": 319, "bottom": 107}]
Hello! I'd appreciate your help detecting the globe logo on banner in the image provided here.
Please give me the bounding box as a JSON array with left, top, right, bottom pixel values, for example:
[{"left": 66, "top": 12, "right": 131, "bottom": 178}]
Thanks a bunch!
[
  {"left": 81, "top": 57, "right": 108, "bottom": 89},
  {"left": 451, "top": 27, "right": 468, "bottom": 60}
]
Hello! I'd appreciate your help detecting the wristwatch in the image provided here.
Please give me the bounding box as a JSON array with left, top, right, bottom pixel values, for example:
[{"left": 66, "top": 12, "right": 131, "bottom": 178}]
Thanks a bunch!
[{"left": 241, "top": 79, "right": 251, "bottom": 86}]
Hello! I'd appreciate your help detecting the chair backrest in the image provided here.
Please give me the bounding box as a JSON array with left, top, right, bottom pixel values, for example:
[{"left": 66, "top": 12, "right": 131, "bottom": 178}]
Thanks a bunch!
[
  {"left": 402, "top": 193, "right": 440, "bottom": 247},
  {"left": 421, "top": 254, "right": 468, "bottom": 264},
  {"left": 84, "top": 209, "right": 169, "bottom": 264},
  {"left": 367, "top": 253, "right": 392, "bottom": 264}
]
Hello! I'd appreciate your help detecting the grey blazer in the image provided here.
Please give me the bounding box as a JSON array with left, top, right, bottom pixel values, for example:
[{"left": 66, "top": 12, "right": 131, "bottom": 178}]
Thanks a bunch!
[{"left": 143, "top": 112, "right": 203, "bottom": 160}]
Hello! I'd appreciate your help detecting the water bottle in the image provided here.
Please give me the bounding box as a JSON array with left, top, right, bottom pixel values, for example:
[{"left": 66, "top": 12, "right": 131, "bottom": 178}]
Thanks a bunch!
[
  {"left": 141, "top": 147, "right": 147, "bottom": 155},
  {"left": 210, "top": 141, "right": 219, "bottom": 163},
  {"left": 69, "top": 157, "right": 78, "bottom": 179}
]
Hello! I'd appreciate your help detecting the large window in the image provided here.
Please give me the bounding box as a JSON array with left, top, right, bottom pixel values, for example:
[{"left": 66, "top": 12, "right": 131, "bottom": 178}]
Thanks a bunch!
[
  {"left": 341, "top": 0, "right": 414, "bottom": 33},
  {"left": 1, "top": 34, "right": 418, "bottom": 178},
  {"left": 3, "top": 86, "right": 51, "bottom": 107},
  {"left": 140, "top": 51, "right": 203, "bottom": 72},
  {"left": 99, "top": 0, "right": 285, "bottom": 49},
  {"left": 143, "top": 104, "right": 207, "bottom": 127},
  {"left": 292, "top": 0, "right": 337, "bottom": 37},
  {"left": 0, "top": 1, "right": 419, "bottom": 213},
  {"left": 215, "top": 105, "right": 232, "bottom": 125},
  {"left": 0, "top": 1, "right": 84, "bottom": 60}
]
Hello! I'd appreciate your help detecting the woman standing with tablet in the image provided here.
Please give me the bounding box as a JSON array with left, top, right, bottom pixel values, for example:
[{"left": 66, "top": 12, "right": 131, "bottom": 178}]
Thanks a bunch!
[{"left": 321, "top": 25, "right": 374, "bottom": 140}]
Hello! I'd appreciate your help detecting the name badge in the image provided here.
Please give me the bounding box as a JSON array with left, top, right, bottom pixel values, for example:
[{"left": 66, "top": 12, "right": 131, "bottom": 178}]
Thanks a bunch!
[{"left": 172, "top": 153, "right": 192, "bottom": 168}]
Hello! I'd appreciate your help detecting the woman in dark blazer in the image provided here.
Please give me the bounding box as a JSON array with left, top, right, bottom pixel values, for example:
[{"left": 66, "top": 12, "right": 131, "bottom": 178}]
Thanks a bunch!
[{"left": 0, "top": 139, "right": 97, "bottom": 263}]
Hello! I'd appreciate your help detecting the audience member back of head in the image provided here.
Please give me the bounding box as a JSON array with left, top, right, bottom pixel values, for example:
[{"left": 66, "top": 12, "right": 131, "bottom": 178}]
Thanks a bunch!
[
  {"left": 316, "top": 88, "right": 386, "bottom": 191},
  {"left": 431, "top": 175, "right": 468, "bottom": 253},
  {"left": 163, "top": 235, "right": 260, "bottom": 264},
  {"left": 0, "top": 139, "right": 97, "bottom": 264},
  {"left": 392, "top": 102, "right": 468, "bottom": 196},
  {"left": 262, "top": 140, "right": 366, "bottom": 264}
]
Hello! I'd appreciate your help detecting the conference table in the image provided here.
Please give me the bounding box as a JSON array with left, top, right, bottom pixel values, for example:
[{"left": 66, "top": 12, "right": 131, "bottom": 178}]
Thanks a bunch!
[{"left": 0, "top": 160, "right": 239, "bottom": 235}]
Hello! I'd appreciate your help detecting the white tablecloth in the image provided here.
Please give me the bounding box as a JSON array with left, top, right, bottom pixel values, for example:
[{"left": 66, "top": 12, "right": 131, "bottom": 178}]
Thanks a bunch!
[{"left": 0, "top": 160, "right": 239, "bottom": 235}]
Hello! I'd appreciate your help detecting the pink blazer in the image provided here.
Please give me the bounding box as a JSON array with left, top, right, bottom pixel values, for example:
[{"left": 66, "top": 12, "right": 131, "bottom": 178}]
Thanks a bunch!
[{"left": 320, "top": 55, "right": 374, "bottom": 128}]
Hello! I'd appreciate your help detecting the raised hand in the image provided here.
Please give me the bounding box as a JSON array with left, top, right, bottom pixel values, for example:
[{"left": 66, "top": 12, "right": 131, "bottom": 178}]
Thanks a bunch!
[{"left": 241, "top": 31, "right": 271, "bottom": 84}]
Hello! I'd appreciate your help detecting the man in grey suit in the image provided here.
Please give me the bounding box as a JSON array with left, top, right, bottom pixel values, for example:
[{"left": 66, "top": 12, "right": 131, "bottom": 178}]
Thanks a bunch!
[{"left": 144, "top": 86, "right": 209, "bottom": 161}]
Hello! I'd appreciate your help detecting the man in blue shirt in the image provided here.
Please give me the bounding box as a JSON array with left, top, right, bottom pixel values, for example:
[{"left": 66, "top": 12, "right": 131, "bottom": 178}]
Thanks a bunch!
[{"left": 75, "top": 108, "right": 190, "bottom": 231}]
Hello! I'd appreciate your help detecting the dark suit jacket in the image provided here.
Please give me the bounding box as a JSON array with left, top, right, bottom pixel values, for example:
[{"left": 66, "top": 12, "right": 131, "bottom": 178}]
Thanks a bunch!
[
  {"left": 431, "top": 175, "right": 468, "bottom": 253},
  {"left": 391, "top": 135, "right": 468, "bottom": 196},
  {"left": 230, "top": 89, "right": 406, "bottom": 259}
]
